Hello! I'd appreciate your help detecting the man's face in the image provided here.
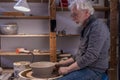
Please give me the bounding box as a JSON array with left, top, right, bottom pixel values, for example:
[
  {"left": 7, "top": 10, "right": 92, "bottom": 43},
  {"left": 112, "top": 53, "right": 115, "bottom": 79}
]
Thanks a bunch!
[{"left": 71, "top": 6, "right": 87, "bottom": 25}]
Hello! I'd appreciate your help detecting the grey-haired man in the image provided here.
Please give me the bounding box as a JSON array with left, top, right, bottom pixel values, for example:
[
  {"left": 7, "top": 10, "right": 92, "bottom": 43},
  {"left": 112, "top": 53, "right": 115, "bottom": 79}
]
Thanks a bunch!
[{"left": 56, "top": 0, "right": 110, "bottom": 80}]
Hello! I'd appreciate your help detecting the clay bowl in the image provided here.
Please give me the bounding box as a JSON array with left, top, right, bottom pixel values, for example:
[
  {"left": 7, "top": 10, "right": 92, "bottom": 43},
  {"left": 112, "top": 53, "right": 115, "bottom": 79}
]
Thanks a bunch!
[
  {"left": 30, "top": 61, "right": 55, "bottom": 78},
  {"left": 0, "top": 23, "right": 18, "bottom": 35}
]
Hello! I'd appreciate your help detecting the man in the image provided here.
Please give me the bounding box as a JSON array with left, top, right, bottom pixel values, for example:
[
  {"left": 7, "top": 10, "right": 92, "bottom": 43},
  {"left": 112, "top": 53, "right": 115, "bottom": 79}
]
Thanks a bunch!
[{"left": 56, "top": 0, "right": 110, "bottom": 80}]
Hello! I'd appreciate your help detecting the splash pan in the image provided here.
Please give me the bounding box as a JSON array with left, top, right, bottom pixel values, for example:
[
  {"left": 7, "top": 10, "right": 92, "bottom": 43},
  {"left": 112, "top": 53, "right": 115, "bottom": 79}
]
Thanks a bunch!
[{"left": 19, "top": 69, "right": 62, "bottom": 80}]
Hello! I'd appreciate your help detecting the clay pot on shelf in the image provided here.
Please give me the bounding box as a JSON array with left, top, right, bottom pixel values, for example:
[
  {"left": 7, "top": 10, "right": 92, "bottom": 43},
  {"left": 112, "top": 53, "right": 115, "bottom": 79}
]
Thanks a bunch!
[{"left": 0, "top": 23, "right": 18, "bottom": 35}]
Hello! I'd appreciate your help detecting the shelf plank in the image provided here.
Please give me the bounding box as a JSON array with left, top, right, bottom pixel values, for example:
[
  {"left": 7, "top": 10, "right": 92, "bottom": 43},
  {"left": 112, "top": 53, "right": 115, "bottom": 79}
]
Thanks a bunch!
[
  {"left": 0, "top": 0, "right": 49, "bottom": 3},
  {"left": 0, "top": 16, "right": 50, "bottom": 19},
  {"left": 0, "top": 34, "right": 81, "bottom": 37},
  {"left": 56, "top": 6, "right": 110, "bottom": 11},
  {"left": 57, "top": 34, "right": 80, "bottom": 37},
  {"left": 0, "top": 34, "right": 49, "bottom": 37},
  {"left": 0, "top": 51, "right": 50, "bottom": 56},
  {"left": 94, "top": 6, "right": 110, "bottom": 11}
]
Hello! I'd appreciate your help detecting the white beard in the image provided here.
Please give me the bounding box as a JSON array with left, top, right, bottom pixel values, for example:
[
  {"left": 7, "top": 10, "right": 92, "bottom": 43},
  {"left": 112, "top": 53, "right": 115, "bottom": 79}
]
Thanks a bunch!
[{"left": 76, "top": 22, "right": 83, "bottom": 27}]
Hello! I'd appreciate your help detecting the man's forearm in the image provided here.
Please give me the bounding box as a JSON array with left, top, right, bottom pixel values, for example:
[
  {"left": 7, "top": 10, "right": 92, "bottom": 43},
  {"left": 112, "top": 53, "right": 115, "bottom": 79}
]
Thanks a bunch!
[
  {"left": 67, "top": 62, "right": 80, "bottom": 72},
  {"left": 59, "top": 58, "right": 75, "bottom": 66}
]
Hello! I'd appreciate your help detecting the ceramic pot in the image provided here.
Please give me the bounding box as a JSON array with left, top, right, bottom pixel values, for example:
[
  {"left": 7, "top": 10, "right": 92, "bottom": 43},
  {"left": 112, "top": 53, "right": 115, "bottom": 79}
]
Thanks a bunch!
[
  {"left": 0, "top": 23, "right": 18, "bottom": 35},
  {"left": 30, "top": 61, "right": 55, "bottom": 78},
  {"left": 13, "top": 61, "right": 30, "bottom": 78}
]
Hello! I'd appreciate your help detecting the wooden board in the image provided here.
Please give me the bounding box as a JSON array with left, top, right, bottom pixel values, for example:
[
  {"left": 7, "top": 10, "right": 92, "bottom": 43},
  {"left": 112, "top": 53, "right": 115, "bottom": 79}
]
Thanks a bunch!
[
  {"left": 50, "top": 32, "right": 57, "bottom": 62},
  {"left": 0, "top": 0, "right": 48, "bottom": 2},
  {"left": 109, "top": 0, "right": 118, "bottom": 80}
]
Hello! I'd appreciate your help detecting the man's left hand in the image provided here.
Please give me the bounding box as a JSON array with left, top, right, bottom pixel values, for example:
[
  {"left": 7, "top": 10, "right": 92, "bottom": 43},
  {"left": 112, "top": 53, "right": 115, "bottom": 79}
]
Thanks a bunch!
[{"left": 58, "top": 67, "right": 70, "bottom": 75}]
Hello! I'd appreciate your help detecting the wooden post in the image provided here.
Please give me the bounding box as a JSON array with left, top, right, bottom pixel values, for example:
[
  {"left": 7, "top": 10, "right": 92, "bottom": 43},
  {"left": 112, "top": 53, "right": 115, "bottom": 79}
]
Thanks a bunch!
[
  {"left": 109, "top": 0, "right": 118, "bottom": 80},
  {"left": 104, "top": 0, "right": 109, "bottom": 19},
  {"left": 50, "top": 32, "right": 57, "bottom": 62},
  {"left": 49, "top": 0, "right": 57, "bottom": 62},
  {"left": 50, "top": 0, "right": 56, "bottom": 19},
  {"left": 0, "top": 37, "right": 2, "bottom": 66}
]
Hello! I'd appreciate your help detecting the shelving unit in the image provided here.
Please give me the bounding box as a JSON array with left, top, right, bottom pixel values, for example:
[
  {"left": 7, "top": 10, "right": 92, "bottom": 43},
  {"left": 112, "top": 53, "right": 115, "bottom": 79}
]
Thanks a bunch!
[
  {"left": 0, "top": 0, "right": 57, "bottom": 62},
  {"left": 0, "top": 0, "right": 62, "bottom": 63}
]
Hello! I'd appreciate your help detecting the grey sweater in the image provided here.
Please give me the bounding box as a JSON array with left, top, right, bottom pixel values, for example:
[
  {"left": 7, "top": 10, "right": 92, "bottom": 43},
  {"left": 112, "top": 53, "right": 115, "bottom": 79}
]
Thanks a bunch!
[{"left": 73, "top": 15, "right": 110, "bottom": 73}]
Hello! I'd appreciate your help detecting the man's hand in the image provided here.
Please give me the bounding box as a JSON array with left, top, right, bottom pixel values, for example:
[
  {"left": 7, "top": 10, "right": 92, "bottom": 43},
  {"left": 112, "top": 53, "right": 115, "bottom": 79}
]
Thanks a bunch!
[
  {"left": 55, "top": 60, "right": 66, "bottom": 68},
  {"left": 53, "top": 62, "right": 66, "bottom": 75},
  {"left": 58, "top": 67, "right": 70, "bottom": 75},
  {"left": 58, "top": 62, "right": 80, "bottom": 75},
  {"left": 55, "top": 58, "right": 75, "bottom": 67}
]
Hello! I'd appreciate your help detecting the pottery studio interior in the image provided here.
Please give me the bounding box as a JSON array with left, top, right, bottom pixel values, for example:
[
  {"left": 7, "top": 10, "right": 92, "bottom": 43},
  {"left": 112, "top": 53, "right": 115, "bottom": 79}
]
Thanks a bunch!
[{"left": 0, "top": 0, "right": 119, "bottom": 80}]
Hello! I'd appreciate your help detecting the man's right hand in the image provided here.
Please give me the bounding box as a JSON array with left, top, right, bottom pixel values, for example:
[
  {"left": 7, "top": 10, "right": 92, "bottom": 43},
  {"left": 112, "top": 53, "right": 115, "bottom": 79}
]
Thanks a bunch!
[
  {"left": 55, "top": 62, "right": 61, "bottom": 69},
  {"left": 54, "top": 61, "right": 65, "bottom": 72}
]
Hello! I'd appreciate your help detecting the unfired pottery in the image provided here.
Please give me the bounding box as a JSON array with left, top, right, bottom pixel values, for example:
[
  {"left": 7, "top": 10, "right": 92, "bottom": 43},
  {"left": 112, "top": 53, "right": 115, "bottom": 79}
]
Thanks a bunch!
[{"left": 30, "top": 62, "right": 55, "bottom": 78}]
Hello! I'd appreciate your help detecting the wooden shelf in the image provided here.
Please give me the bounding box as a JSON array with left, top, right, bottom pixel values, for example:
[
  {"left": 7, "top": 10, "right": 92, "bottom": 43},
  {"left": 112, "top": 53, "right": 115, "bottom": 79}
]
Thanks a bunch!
[
  {"left": 94, "top": 6, "right": 110, "bottom": 11},
  {"left": 56, "top": 7, "right": 69, "bottom": 11},
  {"left": 0, "top": 51, "right": 50, "bottom": 56},
  {"left": 0, "top": 34, "right": 49, "bottom": 37},
  {"left": 0, "top": 0, "right": 48, "bottom": 3},
  {"left": 0, "top": 16, "right": 50, "bottom": 19},
  {"left": 0, "top": 34, "right": 80, "bottom": 37},
  {"left": 56, "top": 6, "right": 110, "bottom": 12},
  {"left": 57, "top": 34, "right": 80, "bottom": 37}
]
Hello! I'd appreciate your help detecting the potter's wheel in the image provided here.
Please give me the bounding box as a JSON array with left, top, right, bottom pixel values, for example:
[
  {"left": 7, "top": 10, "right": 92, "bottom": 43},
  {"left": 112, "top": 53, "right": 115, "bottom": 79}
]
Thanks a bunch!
[{"left": 19, "top": 69, "right": 62, "bottom": 80}]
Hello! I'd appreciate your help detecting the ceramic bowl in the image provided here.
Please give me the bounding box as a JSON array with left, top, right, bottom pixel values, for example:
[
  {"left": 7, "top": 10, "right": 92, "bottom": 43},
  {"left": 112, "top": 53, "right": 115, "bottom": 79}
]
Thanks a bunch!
[
  {"left": 0, "top": 23, "right": 18, "bottom": 35},
  {"left": 30, "top": 61, "right": 55, "bottom": 78}
]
